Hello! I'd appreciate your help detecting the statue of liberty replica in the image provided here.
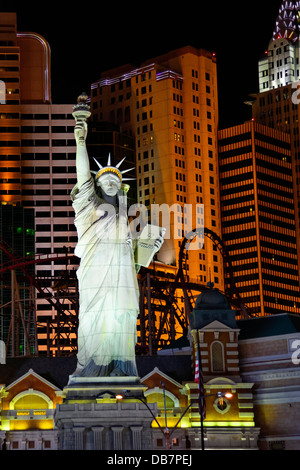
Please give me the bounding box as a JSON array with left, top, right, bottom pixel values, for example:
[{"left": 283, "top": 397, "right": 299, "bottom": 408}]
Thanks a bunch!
[{"left": 69, "top": 94, "right": 163, "bottom": 380}]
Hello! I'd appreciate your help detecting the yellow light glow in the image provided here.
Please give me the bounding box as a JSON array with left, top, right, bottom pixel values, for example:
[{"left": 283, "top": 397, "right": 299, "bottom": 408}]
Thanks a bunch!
[
  {"left": 191, "top": 421, "right": 255, "bottom": 427},
  {"left": 1, "top": 420, "right": 10, "bottom": 431},
  {"left": 10, "top": 419, "right": 53, "bottom": 431}
]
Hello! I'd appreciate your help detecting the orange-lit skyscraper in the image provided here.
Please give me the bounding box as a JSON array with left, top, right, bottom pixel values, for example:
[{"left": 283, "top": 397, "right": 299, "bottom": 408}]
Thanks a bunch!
[
  {"left": 90, "top": 46, "right": 224, "bottom": 290},
  {"left": 218, "top": 120, "right": 300, "bottom": 316}
]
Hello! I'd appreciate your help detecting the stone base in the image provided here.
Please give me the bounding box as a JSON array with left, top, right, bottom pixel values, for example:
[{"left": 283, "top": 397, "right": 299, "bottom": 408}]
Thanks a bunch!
[
  {"left": 64, "top": 375, "right": 147, "bottom": 401},
  {"left": 55, "top": 400, "right": 156, "bottom": 450},
  {"left": 54, "top": 375, "right": 156, "bottom": 450}
]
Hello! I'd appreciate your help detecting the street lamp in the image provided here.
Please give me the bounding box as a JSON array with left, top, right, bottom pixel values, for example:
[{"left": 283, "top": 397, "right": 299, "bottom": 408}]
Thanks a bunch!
[
  {"left": 218, "top": 391, "right": 233, "bottom": 400},
  {"left": 115, "top": 393, "right": 124, "bottom": 400}
]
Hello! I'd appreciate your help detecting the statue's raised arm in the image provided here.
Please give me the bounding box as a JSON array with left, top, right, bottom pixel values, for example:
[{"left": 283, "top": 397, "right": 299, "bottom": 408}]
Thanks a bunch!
[{"left": 72, "top": 93, "right": 92, "bottom": 188}]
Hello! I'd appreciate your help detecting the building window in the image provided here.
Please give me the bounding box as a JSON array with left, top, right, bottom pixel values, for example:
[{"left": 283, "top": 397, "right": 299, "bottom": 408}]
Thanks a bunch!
[
  {"left": 269, "top": 441, "right": 285, "bottom": 450},
  {"left": 211, "top": 341, "right": 224, "bottom": 372}
]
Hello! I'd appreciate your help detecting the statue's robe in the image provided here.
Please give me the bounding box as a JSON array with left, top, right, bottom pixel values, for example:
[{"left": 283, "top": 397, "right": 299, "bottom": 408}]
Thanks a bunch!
[{"left": 70, "top": 178, "right": 139, "bottom": 377}]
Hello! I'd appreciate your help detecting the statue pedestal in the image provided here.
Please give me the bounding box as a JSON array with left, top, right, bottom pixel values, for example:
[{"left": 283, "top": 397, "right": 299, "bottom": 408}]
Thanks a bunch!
[
  {"left": 65, "top": 375, "right": 146, "bottom": 401},
  {"left": 55, "top": 376, "right": 156, "bottom": 450}
]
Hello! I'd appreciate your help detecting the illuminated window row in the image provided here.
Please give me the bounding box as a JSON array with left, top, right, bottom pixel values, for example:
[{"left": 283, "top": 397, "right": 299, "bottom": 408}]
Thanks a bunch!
[
  {"left": 256, "top": 165, "right": 292, "bottom": 183},
  {"left": 258, "top": 212, "right": 296, "bottom": 228},
  {"left": 259, "top": 221, "right": 296, "bottom": 235},
  {"left": 261, "top": 265, "right": 299, "bottom": 279},
  {"left": 258, "top": 201, "right": 294, "bottom": 215},
  {"left": 260, "top": 233, "right": 297, "bottom": 252},
  {"left": 261, "top": 248, "right": 298, "bottom": 262},
  {"left": 222, "top": 208, "right": 255, "bottom": 219},
  {"left": 258, "top": 189, "right": 294, "bottom": 205},
  {"left": 219, "top": 157, "right": 253, "bottom": 173}
]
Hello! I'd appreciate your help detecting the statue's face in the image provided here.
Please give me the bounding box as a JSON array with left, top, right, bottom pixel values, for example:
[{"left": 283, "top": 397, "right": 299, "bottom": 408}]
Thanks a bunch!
[{"left": 97, "top": 173, "right": 121, "bottom": 196}]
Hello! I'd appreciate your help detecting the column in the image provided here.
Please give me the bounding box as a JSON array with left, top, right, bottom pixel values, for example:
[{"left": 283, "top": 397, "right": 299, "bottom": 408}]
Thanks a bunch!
[
  {"left": 111, "top": 426, "right": 123, "bottom": 450},
  {"left": 130, "top": 426, "right": 143, "bottom": 450},
  {"left": 92, "top": 426, "right": 104, "bottom": 450},
  {"left": 74, "top": 427, "right": 85, "bottom": 450}
]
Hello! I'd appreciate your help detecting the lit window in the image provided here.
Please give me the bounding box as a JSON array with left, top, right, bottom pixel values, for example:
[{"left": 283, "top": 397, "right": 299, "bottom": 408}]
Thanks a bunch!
[{"left": 211, "top": 341, "right": 224, "bottom": 372}]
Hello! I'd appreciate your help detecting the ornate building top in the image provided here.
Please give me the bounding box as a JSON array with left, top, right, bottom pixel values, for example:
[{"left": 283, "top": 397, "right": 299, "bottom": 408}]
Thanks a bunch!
[{"left": 272, "top": 0, "right": 300, "bottom": 43}]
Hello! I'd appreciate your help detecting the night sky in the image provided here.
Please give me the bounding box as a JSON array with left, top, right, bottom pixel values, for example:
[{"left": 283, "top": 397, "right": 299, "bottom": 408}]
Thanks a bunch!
[{"left": 1, "top": 1, "right": 284, "bottom": 128}]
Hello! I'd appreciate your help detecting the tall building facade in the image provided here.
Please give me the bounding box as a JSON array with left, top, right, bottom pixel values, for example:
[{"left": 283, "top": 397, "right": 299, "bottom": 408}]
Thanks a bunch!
[
  {"left": 0, "top": 13, "right": 79, "bottom": 355},
  {"left": 252, "top": 1, "right": 300, "bottom": 284},
  {"left": 218, "top": 120, "right": 300, "bottom": 316},
  {"left": 90, "top": 46, "right": 224, "bottom": 291},
  {"left": 19, "top": 103, "right": 78, "bottom": 355}
]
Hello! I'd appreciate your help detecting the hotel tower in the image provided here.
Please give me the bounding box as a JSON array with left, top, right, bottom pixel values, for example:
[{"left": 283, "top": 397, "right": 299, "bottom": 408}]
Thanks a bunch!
[
  {"left": 252, "top": 0, "right": 300, "bottom": 285},
  {"left": 218, "top": 120, "right": 300, "bottom": 316},
  {"left": 218, "top": 1, "right": 300, "bottom": 317},
  {"left": 90, "top": 46, "right": 224, "bottom": 291},
  {"left": 0, "top": 13, "right": 78, "bottom": 355}
]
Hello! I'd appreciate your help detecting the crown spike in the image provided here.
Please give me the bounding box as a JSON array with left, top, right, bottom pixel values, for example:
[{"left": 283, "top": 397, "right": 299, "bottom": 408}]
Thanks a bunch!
[
  {"left": 115, "top": 156, "right": 126, "bottom": 168},
  {"left": 92, "top": 152, "right": 135, "bottom": 183},
  {"left": 121, "top": 167, "right": 135, "bottom": 175},
  {"left": 93, "top": 157, "right": 103, "bottom": 169}
]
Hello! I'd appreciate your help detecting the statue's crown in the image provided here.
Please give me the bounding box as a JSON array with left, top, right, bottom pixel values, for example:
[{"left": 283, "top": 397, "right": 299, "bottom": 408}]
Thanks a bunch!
[
  {"left": 96, "top": 166, "right": 122, "bottom": 181},
  {"left": 91, "top": 154, "right": 135, "bottom": 183}
]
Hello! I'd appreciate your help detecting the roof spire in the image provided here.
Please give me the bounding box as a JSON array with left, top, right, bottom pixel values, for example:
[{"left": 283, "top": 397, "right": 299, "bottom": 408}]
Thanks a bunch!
[
  {"left": 272, "top": 1, "right": 300, "bottom": 43},
  {"left": 207, "top": 267, "right": 214, "bottom": 289}
]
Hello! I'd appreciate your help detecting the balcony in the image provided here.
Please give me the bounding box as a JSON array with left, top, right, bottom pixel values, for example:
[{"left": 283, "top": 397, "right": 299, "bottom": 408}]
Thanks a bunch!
[{"left": 1, "top": 408, "right": 55, "bottom": 420}]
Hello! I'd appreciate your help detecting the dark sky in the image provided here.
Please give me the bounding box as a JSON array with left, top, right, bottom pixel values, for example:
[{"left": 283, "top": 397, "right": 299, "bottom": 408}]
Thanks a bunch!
[{"left": 1, "top": 0, "right": 284, "bottom": 128}]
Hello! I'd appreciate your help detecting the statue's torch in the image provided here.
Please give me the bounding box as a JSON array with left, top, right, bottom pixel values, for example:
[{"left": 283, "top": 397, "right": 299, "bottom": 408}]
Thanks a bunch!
[{"left": 72, "top": 92, "right": 91, "bottom": 144}]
